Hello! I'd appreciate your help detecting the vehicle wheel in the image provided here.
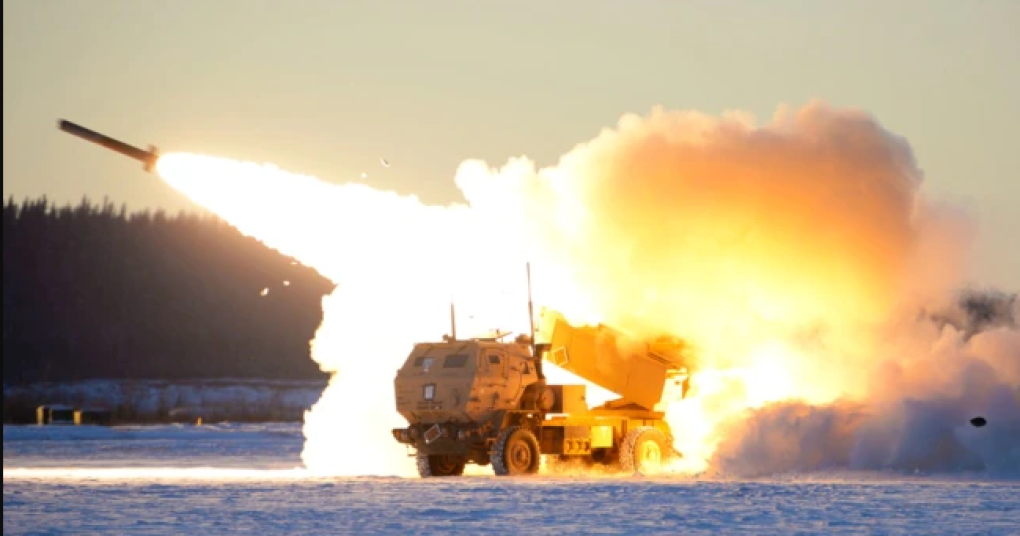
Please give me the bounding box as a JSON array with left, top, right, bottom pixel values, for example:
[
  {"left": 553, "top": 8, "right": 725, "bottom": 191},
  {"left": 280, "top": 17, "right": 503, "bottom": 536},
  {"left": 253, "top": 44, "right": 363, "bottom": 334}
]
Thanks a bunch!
[
  {"left": 491, "top": 426, "right": 542, "bottom": 476},
  {"left": 416, "top": 452, "right": 466, "bottom": 477},
  {"left": 619, "top": 427, "right": 670, "bottom": 475}
]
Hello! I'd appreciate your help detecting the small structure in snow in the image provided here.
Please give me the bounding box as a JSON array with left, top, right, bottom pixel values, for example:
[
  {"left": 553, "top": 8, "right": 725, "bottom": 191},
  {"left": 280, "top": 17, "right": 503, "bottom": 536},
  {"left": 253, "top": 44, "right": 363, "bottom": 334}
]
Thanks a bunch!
[
  {"left": 36, "top": 405, "right": 75, "bottom": 425},
  {"left": 74, "top": 408, "right": 113, "bottom": 426}
]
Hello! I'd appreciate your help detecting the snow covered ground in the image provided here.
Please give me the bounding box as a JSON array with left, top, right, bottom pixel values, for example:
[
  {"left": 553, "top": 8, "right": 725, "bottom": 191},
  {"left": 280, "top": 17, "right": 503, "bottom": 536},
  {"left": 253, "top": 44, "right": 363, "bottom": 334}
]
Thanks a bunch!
[{"left": 4, "top": 424, "right": 1018, "bottom": 534}]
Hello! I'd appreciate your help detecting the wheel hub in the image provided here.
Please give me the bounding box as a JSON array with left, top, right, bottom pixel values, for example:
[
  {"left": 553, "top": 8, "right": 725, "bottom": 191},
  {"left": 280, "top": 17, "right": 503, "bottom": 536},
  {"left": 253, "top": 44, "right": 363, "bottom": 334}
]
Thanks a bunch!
[
  {"left": 636, "top": 441, "right": 662, "bottom": 472},
  {"left": 509, "top": 443, "right": 532, "bottom": 470}
]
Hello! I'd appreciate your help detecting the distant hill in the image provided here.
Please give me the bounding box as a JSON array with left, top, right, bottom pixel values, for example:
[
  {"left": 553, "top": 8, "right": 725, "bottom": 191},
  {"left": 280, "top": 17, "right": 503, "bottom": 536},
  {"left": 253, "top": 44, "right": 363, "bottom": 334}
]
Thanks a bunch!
[{"left": 3, "top": 196, "right": 335, "bottom": 385}]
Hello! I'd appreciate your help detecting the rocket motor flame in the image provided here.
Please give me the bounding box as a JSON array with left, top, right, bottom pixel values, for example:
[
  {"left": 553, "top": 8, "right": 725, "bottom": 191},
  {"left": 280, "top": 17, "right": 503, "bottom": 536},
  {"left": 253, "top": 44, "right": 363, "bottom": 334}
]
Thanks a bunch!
[{"left": 155, "top": 101, "right": 1018, "bottom": 477}]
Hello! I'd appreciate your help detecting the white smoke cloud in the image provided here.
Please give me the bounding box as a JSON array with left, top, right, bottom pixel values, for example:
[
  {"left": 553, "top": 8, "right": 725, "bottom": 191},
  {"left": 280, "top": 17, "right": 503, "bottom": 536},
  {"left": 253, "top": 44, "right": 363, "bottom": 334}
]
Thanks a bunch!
[
  {"left": 707, "top": 315, "right": 1019, "bottom": 477},
  {"left": 155, "top": 100, "right": 1018, "bottom": 479}
]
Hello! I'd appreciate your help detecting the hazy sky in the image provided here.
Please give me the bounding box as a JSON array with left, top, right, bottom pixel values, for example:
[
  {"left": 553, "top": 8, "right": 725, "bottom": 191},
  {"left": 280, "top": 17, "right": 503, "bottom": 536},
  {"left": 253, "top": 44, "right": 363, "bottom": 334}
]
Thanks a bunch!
[{"left": 4, "top": 1, "right": 1017, "bottom": 290}]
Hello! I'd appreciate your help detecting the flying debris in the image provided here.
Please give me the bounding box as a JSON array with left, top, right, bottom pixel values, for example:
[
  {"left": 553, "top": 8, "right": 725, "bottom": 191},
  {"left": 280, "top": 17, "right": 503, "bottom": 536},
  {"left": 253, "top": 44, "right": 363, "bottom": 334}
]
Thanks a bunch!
[
  {"left": 970, "top": 416, "right": 987, "bottom": 427},
  {"left": 57, "top": 119, "right": 159, "bottom": 172},
  {"left": 380, "top": 158, "right": 390, "bottom": 167},
  {"left": 360, "top": 172, "right": 368, "bottom": 180},
  {"left": 260, "top": 288, "right": 270, "bottom": 296}
]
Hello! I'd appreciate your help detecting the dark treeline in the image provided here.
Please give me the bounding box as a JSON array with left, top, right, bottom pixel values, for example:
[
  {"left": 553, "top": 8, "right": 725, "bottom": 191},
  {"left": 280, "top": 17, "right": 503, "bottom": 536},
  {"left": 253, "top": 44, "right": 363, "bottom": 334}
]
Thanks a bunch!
[{"left": 3, "top": 196, "right": 335, "bottom": 385}]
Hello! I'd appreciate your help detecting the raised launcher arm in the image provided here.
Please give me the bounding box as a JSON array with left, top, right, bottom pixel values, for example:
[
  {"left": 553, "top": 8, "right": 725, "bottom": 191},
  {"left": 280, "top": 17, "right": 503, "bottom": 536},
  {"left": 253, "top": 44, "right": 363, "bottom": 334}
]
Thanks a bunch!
[{"left": 536, "top": 309, "right": 691, "bottom": 411}]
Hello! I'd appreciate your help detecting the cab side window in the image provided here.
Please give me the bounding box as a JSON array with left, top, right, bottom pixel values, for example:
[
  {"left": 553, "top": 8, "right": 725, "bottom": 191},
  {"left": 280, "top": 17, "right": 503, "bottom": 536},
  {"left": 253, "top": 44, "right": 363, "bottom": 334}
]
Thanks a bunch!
[{"left": 486, "top": 353, "right": 507, "bottom": 378}]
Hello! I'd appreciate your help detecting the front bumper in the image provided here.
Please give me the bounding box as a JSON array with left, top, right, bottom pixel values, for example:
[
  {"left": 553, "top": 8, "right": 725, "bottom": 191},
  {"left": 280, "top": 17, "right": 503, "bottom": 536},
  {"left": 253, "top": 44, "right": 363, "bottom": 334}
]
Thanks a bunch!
[{"left": 391, "top": 422, "right": 487, "bottom": 454}]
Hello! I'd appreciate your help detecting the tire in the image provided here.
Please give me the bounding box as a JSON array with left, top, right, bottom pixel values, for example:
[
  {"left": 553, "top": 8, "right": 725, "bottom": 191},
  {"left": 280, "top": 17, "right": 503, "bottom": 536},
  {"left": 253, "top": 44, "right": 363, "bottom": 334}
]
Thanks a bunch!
[
  {"left": 619, "top": 427, "right": 669, "bottom": 475},
  {"left": 491, "top": 426, "right": 542, "bottom": 476},
  {"left": 416, "top": 452, "right": 466, "bottom": 477}
]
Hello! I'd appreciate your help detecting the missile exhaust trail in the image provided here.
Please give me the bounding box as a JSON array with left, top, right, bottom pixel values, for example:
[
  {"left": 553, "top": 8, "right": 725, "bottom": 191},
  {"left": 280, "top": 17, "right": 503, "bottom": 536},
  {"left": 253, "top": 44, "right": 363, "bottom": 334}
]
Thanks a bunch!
[{"left": 57, "top": 119, "right": 159, "bottom": 172}]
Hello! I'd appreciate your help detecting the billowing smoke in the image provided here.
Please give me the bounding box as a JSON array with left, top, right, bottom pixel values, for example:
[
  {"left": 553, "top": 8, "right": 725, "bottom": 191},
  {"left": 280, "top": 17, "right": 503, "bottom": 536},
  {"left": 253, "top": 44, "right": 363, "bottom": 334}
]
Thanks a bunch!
[
  {"left": 706, "top": 292, "right": 1019, "bottom": 478},
  {"left": 155, "top": 100, "right": 1018, "bottom": 478}
]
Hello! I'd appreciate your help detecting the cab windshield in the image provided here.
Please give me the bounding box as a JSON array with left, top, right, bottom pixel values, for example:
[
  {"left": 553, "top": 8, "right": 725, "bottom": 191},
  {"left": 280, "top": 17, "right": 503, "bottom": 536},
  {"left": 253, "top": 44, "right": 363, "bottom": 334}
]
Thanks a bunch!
[{"left": 411, "top": 352, "right": 474, "bottom": 373}]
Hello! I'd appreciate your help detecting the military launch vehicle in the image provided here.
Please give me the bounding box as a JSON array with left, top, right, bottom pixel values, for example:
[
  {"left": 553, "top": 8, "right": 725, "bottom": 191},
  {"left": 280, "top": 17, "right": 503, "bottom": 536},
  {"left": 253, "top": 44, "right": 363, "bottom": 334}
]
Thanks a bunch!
[{"left": 391, "top": 268, "right": 692, "bottom": 477}]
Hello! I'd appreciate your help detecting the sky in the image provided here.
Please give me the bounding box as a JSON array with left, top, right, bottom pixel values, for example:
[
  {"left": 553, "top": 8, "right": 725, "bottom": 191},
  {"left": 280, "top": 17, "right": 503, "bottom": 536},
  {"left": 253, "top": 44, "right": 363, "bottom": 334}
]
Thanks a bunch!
[{"left": 3, "top": 0, "right": 1017, "bottom": 290}]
